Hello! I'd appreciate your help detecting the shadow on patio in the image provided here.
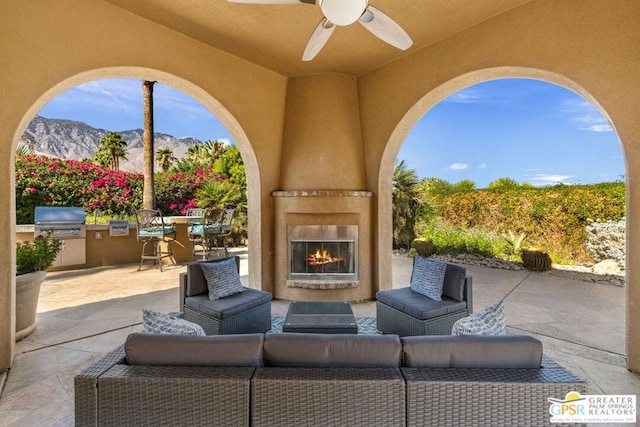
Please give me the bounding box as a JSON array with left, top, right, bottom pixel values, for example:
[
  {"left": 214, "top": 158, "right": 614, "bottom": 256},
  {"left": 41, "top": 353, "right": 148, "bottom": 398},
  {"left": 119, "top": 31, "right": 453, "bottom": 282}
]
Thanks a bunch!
[{"left": 0, "top": 251, "right": 638, "bottom": 426}]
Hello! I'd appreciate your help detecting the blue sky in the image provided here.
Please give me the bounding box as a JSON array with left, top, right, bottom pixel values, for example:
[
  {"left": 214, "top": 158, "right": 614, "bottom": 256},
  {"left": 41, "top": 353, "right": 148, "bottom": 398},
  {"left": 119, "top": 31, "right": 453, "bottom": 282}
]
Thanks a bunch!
[{"left": 38, "top": 78, "right": 623, "bottom": 188}]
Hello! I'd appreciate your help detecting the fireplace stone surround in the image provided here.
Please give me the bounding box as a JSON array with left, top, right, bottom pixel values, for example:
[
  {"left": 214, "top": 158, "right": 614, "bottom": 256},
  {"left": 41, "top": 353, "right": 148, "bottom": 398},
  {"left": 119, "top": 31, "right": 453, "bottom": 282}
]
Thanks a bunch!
[{"left": 272, "top": 190, "right": 373, "bottom": 302}]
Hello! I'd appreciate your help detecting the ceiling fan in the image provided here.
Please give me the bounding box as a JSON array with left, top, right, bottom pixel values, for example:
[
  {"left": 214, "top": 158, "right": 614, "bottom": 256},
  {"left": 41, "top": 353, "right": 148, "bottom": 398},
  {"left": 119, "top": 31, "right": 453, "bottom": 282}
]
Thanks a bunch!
[{"left": 228, "top": 0, "right": 413, "bottom": 61}]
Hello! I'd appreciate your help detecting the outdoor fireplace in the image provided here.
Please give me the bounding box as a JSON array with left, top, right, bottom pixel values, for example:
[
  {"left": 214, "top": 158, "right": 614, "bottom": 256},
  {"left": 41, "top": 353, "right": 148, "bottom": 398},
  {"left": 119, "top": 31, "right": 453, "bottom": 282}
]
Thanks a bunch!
[
  {"left": 272, "top": 190, "right": 373, "bottom": 302},
  {"left": 288, "top": 225, "right": 357, "bottom": 282}
]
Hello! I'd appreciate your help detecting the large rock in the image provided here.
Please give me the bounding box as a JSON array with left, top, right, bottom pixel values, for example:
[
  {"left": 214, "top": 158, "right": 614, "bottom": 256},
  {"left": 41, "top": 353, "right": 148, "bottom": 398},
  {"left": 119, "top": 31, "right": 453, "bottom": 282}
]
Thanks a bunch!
[{"left": 592, "top": 259, "right": 622, "bottom": 275}]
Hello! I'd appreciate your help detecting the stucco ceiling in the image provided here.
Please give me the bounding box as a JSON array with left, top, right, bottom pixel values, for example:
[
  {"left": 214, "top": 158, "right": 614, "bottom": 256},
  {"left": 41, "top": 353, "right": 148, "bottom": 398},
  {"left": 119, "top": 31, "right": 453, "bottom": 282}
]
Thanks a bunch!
[{"left": 102, "top": 0, "right": 532, "bottom": 76}]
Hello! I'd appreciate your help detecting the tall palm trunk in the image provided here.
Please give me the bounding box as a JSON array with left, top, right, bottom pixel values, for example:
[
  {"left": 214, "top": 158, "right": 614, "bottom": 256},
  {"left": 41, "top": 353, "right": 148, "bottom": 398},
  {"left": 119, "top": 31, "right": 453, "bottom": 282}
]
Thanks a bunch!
[{"left": 142, "top": 80, "right": 156, "bottom": 209}]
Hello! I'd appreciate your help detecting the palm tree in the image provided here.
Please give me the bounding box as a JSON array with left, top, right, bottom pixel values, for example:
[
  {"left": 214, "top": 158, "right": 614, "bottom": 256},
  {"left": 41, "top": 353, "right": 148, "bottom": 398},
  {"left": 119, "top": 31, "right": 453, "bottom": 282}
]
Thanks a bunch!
[
  {"left": 156, "top": 147, "right": 175, "bottom": 172},
  {"left": 15, "top": 137, "right": 34, "bottom": 156},
  {"left": 392, "top": 160, "right": 421, "bottom": 249},
  {"left": 142, "top": 80, "right": 156, "bottom": 209},
  {"left": 174, "top": 140, "right": 228, "bottom": 172},
  {"left": 196, "top": 179, "right": 243, "bottom": 209},
  {"left": 94, "top": 131, "right": 127, "bottom": 170}
]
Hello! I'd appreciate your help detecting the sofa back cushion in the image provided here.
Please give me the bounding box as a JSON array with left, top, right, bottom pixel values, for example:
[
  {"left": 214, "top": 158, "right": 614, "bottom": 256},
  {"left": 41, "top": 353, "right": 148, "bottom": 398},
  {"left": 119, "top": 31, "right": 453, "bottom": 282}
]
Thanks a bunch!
[
  {"left": 125, "top": 332, "right": 264, "bottom": 367},
  {"left": 401, "top": 335, "right": 543, "bottom": 368},
  {"left": 186, "top": 256, "right": 240, "bottom": 297},
  {"left": 442, "top": 263, "right": 466, "bottom": 302},
  {"left": 264, "top": 333, "right": 401, "bottom": 368}
]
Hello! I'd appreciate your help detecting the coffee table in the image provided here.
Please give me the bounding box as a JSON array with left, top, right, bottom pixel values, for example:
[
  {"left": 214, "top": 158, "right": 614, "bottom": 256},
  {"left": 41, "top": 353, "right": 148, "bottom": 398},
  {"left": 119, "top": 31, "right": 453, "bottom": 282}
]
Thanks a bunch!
[{"left": 282, "top": 301, "right": 358, "bottom": 334}]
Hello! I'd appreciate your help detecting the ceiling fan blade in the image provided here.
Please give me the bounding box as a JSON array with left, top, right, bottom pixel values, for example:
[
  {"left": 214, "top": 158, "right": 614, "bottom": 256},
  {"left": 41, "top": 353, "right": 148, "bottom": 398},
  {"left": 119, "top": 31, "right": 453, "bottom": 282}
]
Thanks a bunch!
[
  {"left": 358, "top": 5, "right": 413, "bottom": 50},
  {"left": 302, "top": 17, "right": 336, "bottom": 61},
  {"left": 228, "top": 0, "right": 315, "bottom": 4}
]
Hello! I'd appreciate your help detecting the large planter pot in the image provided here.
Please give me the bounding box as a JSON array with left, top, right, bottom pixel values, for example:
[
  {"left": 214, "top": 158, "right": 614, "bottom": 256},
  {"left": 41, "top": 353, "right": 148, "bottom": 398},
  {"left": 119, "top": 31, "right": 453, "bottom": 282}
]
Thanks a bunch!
[{"left": 15, "top": 270, "right": 46, "bottom": 341}]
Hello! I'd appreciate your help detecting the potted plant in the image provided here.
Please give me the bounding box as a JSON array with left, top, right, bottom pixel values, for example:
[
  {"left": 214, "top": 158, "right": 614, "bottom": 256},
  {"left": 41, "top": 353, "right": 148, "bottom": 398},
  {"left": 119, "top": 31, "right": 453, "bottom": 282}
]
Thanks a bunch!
[{"left": 15, "top": 233, "right": 62, "bottom": 340}]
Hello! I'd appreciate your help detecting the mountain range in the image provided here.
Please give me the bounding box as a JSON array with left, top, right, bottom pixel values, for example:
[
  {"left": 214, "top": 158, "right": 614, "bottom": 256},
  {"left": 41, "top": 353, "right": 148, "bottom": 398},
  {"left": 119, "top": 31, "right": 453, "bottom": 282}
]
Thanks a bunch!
[{"left": 21, "top": 115, "right": 203, "bottom": 172}]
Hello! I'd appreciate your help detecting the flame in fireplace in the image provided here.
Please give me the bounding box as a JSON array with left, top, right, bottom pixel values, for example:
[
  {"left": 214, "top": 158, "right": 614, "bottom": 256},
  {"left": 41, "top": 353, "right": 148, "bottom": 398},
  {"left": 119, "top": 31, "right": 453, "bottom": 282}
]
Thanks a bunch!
[{"left": 307, "top": 249, "right": 345, "bottom": 266}]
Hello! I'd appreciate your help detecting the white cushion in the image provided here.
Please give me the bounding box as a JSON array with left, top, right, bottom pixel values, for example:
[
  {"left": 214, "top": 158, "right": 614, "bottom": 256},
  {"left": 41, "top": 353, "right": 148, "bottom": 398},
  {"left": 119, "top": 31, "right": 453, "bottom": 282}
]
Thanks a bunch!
[
  {"left": 200, "top": 257, "right": 245, "bottom": 301},
  {"left": 410, "top": 256, "right": 447, "bottom": 301},
  {"left": 142, "top": 309, "right": 206, "bottom": 336},
  {"left": 451, "top": 301, "right": 508, "bottom": 336}
]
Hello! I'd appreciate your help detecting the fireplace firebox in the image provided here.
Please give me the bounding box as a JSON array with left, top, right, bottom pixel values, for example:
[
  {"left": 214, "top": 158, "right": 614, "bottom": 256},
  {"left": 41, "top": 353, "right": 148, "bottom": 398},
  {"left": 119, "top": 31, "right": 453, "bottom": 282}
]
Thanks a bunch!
[{"left": 288, "top": 225, "right": 358, "bottom": 283}]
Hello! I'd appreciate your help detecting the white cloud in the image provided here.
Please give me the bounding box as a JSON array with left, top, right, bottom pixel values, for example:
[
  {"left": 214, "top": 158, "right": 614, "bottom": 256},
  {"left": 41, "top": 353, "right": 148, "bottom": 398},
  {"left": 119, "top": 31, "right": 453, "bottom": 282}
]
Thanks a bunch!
[
  {"left": 448, "top": 163, "right": 469, "bottom": 170},
  {"left": 478, "top": 163, "right": 488, "bottom": 169},
  {"left": 53, "top": 79, "right": 140, "bottom": 114},
  {"left": 559, "top": 98, "right": 612, "bottom": 132},
  {"left": 445, "top": 89, "right": 483, "bottom": 104},
  {"left": 527, "top": 173, "right": 573, "bottom": 186},
  {"left": 580, "top": 124, "right": 613, "bottom": 132}
]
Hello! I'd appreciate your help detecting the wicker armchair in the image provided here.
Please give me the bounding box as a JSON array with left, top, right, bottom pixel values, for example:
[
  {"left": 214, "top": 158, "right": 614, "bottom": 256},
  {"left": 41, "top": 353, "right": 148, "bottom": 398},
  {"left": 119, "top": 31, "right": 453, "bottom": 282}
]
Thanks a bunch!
[
  {"left": 179, "top": 256, "right": 272, "bottom": 335},
  {"left": 376, "top": 261, "right": 473, "bottom": 336}
]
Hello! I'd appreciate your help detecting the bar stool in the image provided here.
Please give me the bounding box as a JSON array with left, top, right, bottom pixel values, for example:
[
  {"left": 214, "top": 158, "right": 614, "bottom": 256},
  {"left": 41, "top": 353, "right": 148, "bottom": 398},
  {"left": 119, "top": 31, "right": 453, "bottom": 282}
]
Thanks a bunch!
[
  {"left": 135, "top": 209, "right": 177, "bottom": 271},
  {"left": 186, "top": 207, "right": 208, "bottom": 260},
  {"left": 211, "top": 208, "right": 235, "bottom": 258}
]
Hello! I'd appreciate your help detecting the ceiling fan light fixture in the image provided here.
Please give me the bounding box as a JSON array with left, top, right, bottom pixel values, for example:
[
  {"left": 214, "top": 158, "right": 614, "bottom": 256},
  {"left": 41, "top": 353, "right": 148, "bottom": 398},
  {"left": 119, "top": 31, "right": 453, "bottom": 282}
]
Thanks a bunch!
[{"left": 319, "top": 0, "right": 368, "bottom": 26}]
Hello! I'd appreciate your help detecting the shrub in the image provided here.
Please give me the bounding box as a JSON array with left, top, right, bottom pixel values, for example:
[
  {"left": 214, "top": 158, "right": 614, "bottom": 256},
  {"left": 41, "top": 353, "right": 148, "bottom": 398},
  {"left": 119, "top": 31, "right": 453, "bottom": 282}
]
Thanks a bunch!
[
  {"left": 429, "top": 182, "right": 625, "bottom": 264},
  {"left": 16, "top": 233, "right": 63, "bottom": 275},
  {"left": 416, "top": 220, "right": 509, "bottom": 257}
]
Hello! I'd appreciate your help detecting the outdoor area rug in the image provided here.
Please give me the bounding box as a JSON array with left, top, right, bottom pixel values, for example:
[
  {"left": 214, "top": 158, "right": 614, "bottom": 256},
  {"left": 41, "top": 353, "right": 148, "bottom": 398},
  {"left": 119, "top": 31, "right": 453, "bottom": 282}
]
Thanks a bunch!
[{"left": 270, "top": 317, "right": 380, "bottom": 335}]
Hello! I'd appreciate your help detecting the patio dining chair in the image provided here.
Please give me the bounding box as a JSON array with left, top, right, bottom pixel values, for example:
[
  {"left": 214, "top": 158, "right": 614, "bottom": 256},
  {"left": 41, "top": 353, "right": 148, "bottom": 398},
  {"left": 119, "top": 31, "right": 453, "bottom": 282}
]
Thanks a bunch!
[
  {"left": 135, "top": 209, "right": 177, "bottom": 272},
  {"left": 186, "top": 207, "right": 226, "bottom": 260}
]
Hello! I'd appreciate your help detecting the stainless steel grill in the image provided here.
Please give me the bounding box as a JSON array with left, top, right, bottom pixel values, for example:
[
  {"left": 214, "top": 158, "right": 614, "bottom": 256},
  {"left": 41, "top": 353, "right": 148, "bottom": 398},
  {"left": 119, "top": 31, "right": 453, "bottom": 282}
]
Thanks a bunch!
[{"left": 34, "top": 206, "right": 87, "bottom": 267}]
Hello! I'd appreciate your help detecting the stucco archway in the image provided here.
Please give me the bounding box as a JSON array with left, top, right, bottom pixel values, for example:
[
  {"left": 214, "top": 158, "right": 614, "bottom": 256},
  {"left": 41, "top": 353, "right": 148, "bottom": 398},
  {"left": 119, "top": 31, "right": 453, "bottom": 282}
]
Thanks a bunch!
[
  {"left": 377, "top": 65, "right": 627, "bottom": 352},
  {"left": 12, "top": 67, "right": 263, "bottom": 287},
  {"left": 2, "top": 67, "right": 266, "bottom": 367}
]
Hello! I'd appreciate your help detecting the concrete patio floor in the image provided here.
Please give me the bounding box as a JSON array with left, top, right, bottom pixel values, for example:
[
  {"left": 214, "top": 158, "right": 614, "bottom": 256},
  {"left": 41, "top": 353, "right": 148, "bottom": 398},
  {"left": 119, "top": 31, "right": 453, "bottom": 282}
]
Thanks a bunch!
[{"left": 1, "top": 249, "right": 638, "bottom": 426}]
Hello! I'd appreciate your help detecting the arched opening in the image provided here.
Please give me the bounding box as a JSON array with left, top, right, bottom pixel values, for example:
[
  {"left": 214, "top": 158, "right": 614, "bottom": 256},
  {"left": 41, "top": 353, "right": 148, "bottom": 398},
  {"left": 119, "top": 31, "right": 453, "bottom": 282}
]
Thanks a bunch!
[
  {"left": 394, "top": 77, "right": 623, "bottom": 263},
  {"left": 10, "top": 68, "right": 263, "bottom": 287},
  {"left": 378, "top": 67, "right": 627, "bottom": 365}
]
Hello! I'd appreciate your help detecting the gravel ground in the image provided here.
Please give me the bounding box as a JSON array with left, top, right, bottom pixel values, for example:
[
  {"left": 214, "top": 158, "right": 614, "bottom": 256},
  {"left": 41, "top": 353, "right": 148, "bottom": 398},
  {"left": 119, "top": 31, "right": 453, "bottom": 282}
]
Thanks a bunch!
[{"left": 398, "top": 252, "right": 626, "bottom": 287}]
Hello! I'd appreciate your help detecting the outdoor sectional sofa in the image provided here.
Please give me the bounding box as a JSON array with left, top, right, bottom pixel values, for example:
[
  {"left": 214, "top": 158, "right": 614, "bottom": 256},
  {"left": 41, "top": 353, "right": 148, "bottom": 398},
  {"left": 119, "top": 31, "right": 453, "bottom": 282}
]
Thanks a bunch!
[{"left": 75, "top": 332, "right": 586, "bottom": 427}]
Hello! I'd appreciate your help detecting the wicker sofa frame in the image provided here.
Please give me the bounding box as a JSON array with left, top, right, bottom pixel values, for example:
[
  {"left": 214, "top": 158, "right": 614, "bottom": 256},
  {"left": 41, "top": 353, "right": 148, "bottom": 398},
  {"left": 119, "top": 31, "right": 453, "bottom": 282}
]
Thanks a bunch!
[{"left": 75, "top": 334, "right": 586, "bottom": 427}]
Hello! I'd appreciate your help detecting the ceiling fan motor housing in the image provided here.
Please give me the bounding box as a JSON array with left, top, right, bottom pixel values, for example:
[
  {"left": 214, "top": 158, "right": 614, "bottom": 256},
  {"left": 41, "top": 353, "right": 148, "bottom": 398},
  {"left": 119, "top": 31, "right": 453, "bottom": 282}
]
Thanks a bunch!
[{"left": 319, "top": 0, "right": 368, "bottom": 26}]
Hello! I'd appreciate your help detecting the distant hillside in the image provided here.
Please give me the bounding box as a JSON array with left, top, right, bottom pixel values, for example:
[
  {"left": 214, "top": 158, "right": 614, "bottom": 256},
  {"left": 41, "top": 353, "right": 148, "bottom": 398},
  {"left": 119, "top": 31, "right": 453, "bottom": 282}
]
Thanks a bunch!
[{"left": 22, "top": 115, "right": 203, "bottom": 172}]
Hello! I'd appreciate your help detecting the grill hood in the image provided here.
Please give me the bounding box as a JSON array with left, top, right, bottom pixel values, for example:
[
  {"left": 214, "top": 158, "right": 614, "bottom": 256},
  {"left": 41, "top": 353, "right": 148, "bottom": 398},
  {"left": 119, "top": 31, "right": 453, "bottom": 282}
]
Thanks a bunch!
[{"left": 34, "top": 206, "right": 86, "bottom": 225}]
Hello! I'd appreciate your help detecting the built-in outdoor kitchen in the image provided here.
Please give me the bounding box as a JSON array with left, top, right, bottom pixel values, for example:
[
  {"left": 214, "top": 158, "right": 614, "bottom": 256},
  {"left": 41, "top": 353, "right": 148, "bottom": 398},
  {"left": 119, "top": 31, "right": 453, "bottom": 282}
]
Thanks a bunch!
[{"left": 16, "top": 207, "right": 196, "bottom": 270}]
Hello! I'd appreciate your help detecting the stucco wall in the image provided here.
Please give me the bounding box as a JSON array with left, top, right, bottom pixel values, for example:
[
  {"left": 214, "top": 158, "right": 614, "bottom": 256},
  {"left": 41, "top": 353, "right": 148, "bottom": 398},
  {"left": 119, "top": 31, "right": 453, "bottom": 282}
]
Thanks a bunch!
[
  {"left": 0, "top": 0, "right": 287, "bottom": 370},
  {"left": 358, "top": 0, "right": 640, "bottom": 370}
]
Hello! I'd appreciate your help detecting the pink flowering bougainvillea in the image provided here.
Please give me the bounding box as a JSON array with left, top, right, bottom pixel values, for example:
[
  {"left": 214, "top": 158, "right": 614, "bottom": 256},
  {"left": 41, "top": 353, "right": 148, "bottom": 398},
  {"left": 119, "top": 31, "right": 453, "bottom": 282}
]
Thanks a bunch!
[{"left": 15, "top": 156, "right": 219, "bottom": 224}]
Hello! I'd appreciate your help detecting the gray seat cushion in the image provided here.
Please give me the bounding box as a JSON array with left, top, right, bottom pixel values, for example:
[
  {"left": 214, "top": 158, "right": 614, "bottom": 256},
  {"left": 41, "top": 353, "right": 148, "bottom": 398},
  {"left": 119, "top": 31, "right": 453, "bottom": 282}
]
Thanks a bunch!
[
  {"left": 401, "top": 335, "right": 543, "bottom": 368},
  {"left": 125, "top": 332, "right": 265, "bottom": 366},
  {"left": 376, "top": 287, "right": 467, "bottom": 320},
  {"left": 185, "top": 287, "right": 271, "bottom": 319},
  {"left": 264, "top": 333, "right": 402, "bottom": 368}
]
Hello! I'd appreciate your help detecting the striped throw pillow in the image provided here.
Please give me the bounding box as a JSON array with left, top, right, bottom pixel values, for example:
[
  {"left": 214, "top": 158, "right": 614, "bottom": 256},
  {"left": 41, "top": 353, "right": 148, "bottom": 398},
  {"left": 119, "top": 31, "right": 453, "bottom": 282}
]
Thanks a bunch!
[
  {"left": 142, "top": 309, "right": 206, "bottom": 336},
  {"left": 410, "top": 256, "right": 447, "bottom": 301},
  {"left": 201, "top": 257, "right": 245, "bottom": 301},
  {"left": 451, "top": 301, "right": 507, "bottom": 336}
]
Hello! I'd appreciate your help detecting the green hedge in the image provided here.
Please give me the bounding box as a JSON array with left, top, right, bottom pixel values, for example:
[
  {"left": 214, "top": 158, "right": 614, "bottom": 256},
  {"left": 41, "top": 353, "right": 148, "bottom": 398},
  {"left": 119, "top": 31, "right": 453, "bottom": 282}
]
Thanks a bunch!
[{"left": 428, "top": 182, "right": 625, "bottom": 264}]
